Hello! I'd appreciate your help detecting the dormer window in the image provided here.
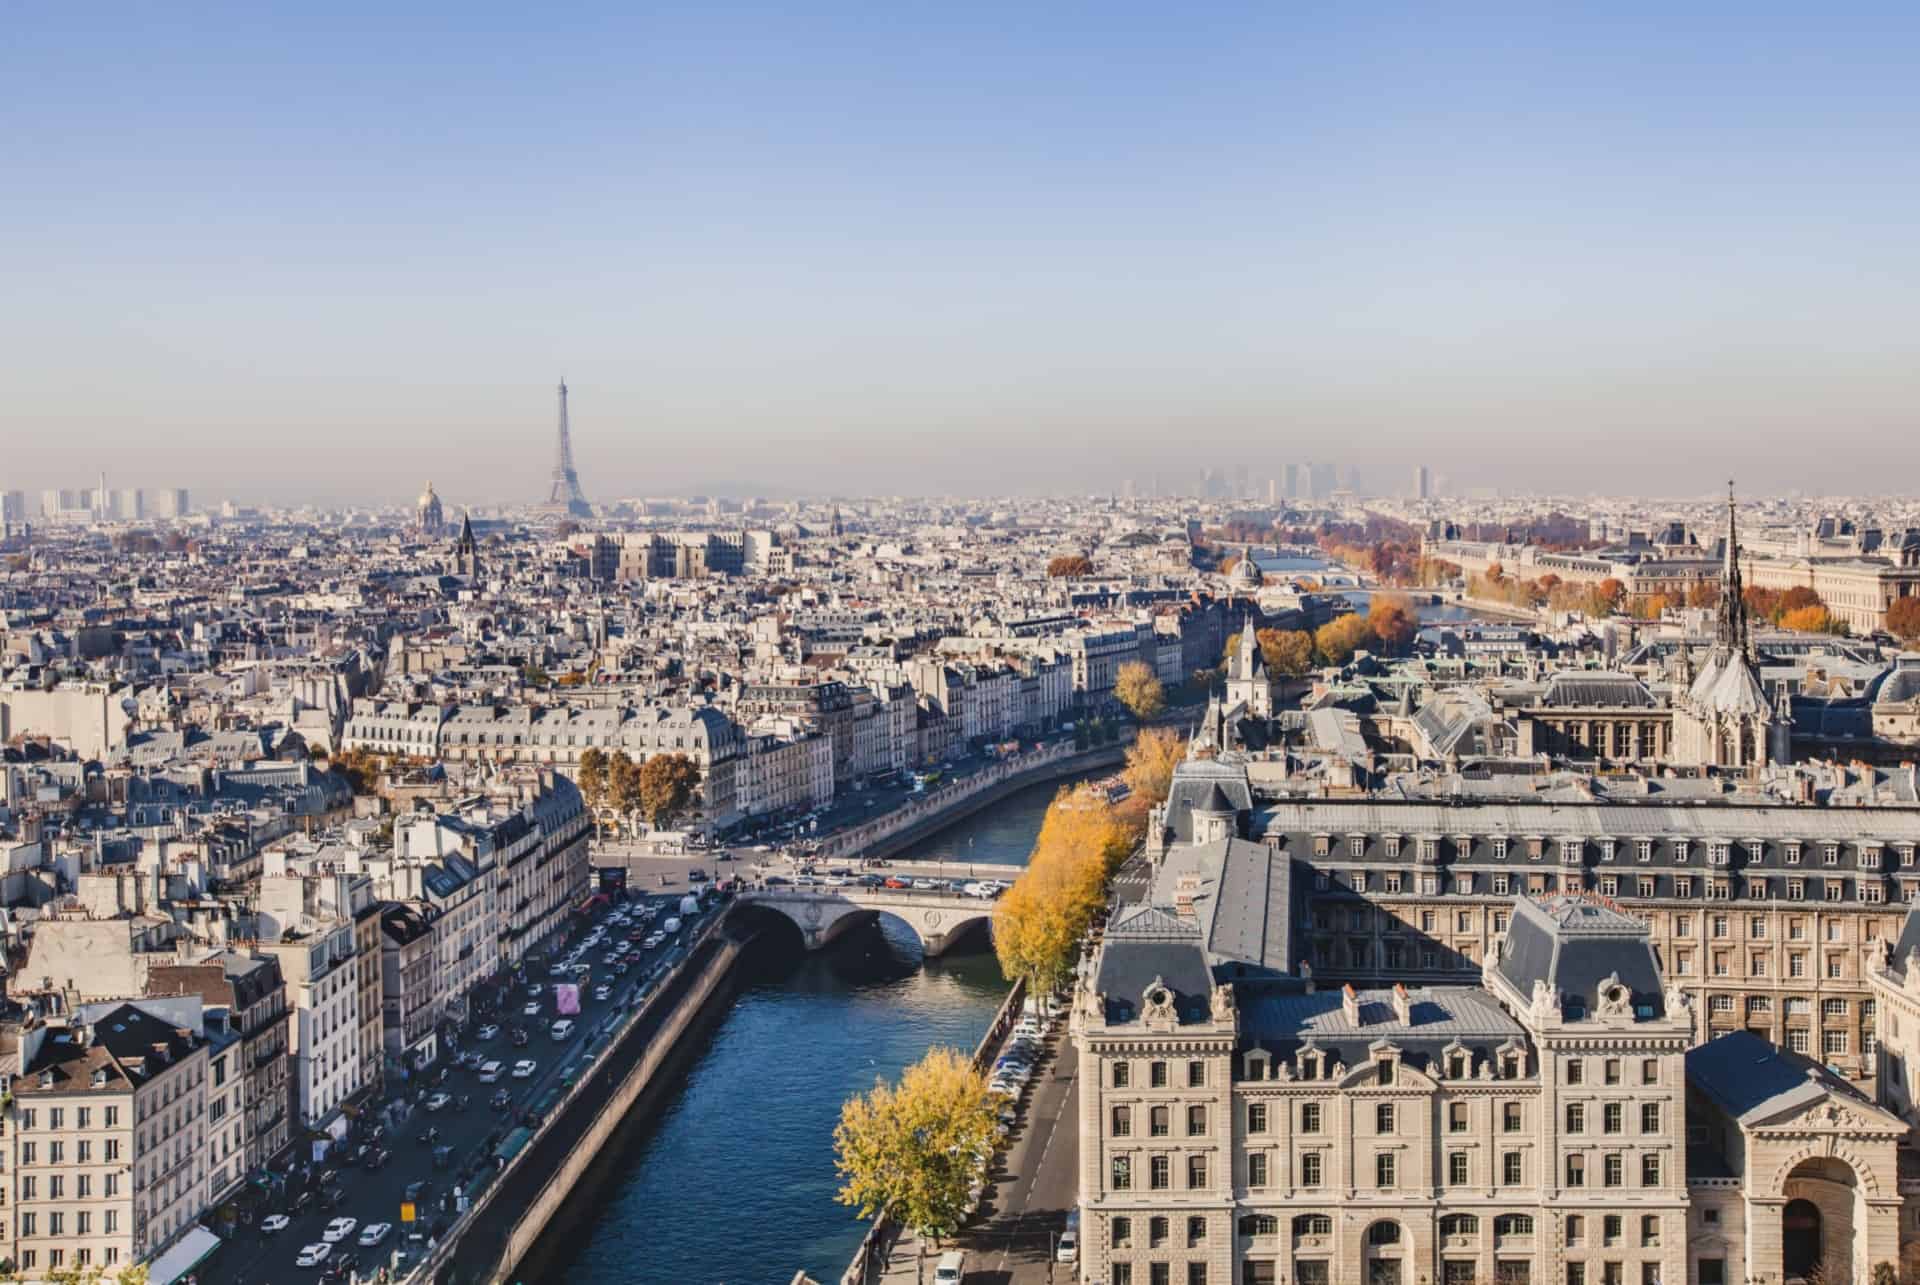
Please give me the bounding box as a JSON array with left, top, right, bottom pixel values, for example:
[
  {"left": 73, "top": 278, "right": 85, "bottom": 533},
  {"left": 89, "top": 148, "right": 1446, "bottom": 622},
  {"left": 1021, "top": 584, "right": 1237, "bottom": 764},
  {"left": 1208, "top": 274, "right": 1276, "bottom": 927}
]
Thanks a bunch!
[
  {"left": 1560, "top": 840, "right": 1582, "bottom": 866},
  {"left": 39, "top": 1069, "right": 53, "bottom": 1089},
  {"left": 1708, "top": 843, "right": 1729, "bottom": 867},
  {"left": 1384, "top": 836, "right": 1402, "bottom": 858},
  {"left": 1599, "top": 840, "right": 1616, "bottom": 863},
  {"left": 1673, "top": 840, "right": 1689, "bottom": 864},
  {"left": 1419, "top": 838, "right": 1439, "bottom": 863},
  {"left": 1349, "top": 835, "right": 1367, "bottom": 857},
  {"left": 1861, "top": 845, "right": 1885, "bottom": 871},
  {"left": 1636, "top": 840, "right": 1653, "bottom": 863},
  {"left": 91, "top": 1069, "right": 108, "bottom": 1088},
  {"left": 1527, "top": 838, "right": 1544, "bottom": 861},
  {"left": 1786, "top": 843, "right": 1802, "bottom": 865},
  {"left": 1824, "top": 844, "right": 1840, "bottom": 866},
  {"left": 1901, "top": 846, "right": 1916, "bottom": 868},
  {"left": 1492, "top": 837, "right": 1510, "bottom": 860}
]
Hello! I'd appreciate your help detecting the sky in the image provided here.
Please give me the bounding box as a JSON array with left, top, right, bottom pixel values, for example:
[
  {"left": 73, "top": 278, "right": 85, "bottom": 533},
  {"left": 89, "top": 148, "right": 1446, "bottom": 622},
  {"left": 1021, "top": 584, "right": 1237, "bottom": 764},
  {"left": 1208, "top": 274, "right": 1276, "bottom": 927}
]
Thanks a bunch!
[{"left": 5, "top": 2, "right": 1920, "bottom": 506}]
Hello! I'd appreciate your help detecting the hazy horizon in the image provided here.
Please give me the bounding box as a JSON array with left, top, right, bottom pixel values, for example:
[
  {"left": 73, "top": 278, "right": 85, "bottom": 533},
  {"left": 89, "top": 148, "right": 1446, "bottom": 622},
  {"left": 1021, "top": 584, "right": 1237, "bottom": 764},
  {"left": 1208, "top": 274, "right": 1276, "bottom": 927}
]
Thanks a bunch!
[{"left": 7, "top": 3, "right": 1920, "bottom": 505}]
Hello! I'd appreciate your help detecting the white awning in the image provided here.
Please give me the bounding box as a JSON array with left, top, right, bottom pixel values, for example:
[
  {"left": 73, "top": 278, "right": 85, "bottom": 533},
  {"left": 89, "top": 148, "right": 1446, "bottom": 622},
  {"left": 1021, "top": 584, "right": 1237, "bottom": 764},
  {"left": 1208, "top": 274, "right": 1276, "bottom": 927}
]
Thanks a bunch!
[{"left": 147, "top": 1224, "right": 223, "bottom": 1285}]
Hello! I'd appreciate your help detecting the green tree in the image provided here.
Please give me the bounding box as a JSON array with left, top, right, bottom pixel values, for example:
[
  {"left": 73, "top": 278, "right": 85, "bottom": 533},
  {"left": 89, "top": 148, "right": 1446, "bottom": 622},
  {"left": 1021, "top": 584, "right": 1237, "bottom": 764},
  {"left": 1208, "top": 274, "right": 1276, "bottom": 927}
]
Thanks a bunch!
[
  {"left": 834, "top": 1047, "right": 999, "bottom": 1242},
  {"left": 577, "top": 747, "right": 609, "bottom": 809},
  {"left": 1113, "top": 661, "right": 1166, "bottom": 721},
  {"left": 637, "top": 752, "right": 703, "bottom": 827}
]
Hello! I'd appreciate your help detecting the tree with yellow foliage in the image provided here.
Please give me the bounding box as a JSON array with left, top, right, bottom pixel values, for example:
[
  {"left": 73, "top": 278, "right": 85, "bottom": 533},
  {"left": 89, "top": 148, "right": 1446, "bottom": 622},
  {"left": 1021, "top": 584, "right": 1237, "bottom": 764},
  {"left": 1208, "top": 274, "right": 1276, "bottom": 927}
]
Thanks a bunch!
[
  {"left": 1121, "top": 728, "right": 1184, "bottom": 811},
  {"left": 1114, "top": 661, "right": 1167, "bottom": 721},
  {"left": 834, "top": 1046, "right": 999, "bottom": 1241},
  {"left": 994, "top": 785, "right": 1135, "bottom": 997},
  {"left": 1258, "top": 628, "right": 1315, "bottom": 677},
  {"left": 1780, "top": 605, "right": 1833, "bottom": 634},
  {"left": 1314, "top": 612, "right": 1373, "bottom": 667}
]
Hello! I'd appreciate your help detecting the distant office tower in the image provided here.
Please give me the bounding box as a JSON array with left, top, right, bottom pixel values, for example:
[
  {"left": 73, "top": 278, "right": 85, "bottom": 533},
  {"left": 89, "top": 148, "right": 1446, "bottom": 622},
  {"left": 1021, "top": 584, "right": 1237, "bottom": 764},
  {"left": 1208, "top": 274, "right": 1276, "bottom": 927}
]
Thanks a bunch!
[
  {"left": 1121, "top": 478, "right": 1136, "bottom": 500},
  {"left": 1266, "top": 478, "right": 1279, "bottom": 504},
  {"left": 543, "top": 379, "right": 592, "bottom": 517},
  {"left": 111, "top": 488, "right": 144, "bottom": 520},
  {"left": 0, "top": 491, "right": 25, "bottom": 524},
  {"left": 153, "top": 488, "right": 190, "bottom": 518},
  {"left": 1282, "top": 463, "right": 1300, "bottom": 500},
  {"left": 1309, "top": 462, "right": 1335, "bottom": 500},
  {"left": 1231, "top": 463, "right": 1250, "bottom": 499},
  {"left": 1415, "top": 465, "right": 1430, "bottom": 500},
  {"left": 1344, "top": 465, "right": 1362, "bottom": 494}
]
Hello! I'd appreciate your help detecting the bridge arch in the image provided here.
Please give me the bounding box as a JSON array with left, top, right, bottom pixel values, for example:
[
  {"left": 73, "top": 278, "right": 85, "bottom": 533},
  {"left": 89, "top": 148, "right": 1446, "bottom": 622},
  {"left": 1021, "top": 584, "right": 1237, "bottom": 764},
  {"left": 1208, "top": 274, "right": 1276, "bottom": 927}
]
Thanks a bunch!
[{"left": 739, "top": 890, "right": 995, "bottom": 958}]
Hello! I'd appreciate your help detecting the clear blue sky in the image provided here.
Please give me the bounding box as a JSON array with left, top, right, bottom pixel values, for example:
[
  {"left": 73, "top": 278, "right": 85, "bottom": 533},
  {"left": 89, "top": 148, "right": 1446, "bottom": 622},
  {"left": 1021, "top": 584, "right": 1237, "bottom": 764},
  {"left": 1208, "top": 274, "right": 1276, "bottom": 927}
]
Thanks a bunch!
[{"left": 5, "top": 2, "right": 1918, "bottom": 503}]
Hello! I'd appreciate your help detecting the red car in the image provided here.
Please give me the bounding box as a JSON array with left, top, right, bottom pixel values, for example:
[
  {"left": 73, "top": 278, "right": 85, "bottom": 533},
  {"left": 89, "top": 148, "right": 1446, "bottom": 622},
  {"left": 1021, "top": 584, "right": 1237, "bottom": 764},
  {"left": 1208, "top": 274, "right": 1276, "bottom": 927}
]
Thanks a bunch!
[{"left": 883, "top": 877, "right": 909, "bottom": 889}]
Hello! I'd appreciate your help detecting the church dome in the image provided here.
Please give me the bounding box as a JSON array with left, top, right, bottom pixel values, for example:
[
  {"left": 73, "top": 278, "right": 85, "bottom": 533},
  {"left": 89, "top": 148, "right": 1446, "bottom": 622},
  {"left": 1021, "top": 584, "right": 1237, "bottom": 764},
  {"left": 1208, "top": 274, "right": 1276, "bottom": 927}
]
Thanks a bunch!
[
  {"left": 418, "top": 481, "right": 438, "bottom": 509},
  {"left": 1229, "top": 555, "right": 1261, "bottom": 588}
]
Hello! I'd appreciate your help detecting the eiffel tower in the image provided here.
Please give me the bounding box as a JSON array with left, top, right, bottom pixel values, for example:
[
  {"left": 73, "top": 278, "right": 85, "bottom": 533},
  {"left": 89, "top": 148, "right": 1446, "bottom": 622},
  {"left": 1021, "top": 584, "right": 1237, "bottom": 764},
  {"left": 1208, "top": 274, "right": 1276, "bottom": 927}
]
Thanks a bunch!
[{"left": 543, "top": 379, "right": 592, "bottom": 517}]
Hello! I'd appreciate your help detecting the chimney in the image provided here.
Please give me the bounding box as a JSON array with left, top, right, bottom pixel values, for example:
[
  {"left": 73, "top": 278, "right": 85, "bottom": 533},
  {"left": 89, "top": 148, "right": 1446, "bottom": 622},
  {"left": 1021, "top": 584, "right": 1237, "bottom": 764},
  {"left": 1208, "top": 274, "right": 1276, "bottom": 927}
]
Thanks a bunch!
[
  {"left": 1173, "top": 873, "right": 1202, "bottom": 917},
  {"left": 1341, "top": 983, "right": 1360, "bottom": 1026},
  {"left": 1392, "top": 983, "right": 1412, "bottom": 1026}
]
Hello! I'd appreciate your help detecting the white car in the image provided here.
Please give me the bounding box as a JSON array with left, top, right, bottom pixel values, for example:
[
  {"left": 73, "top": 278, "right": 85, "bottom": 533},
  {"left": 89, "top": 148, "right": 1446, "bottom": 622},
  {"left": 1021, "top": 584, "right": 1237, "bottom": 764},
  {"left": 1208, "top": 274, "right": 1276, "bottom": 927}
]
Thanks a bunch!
[
  {"left": 424, "top": 1091, "right": 452, "bottom": 1112},
  {"left": 512, "top": 1059, "right": 537, "bottom": 1078},
  {"left": 1056, "top": 1228, "right": 1078, "bottom": 1262},
  {"left": 297, "top": 1243, "right": 332, "bottom": 1268},
  {"left": 593, "top": 985, "right": 611, "bottom": 1001},
  {"left": 522, "top": 1002, "right": 541, "bottom": 1018},
  {"left": 478, "top": 1060, "right": 504, "bottom": 1083},
  {"left": 321, "top": 1216, "right": 357, "bottom": 1243},
  {"left": 359, "top": 1222, "right": 393, "bottom": 1247},
  {"left": 477, "top": 1024, "right": 500, "bottom": 1041},
  {"left": 261, "top": 1214, "right": 291, "bottom": 1234},
  {"left": 550, "top": 1019, "right": 575, "bottom": 1041}
]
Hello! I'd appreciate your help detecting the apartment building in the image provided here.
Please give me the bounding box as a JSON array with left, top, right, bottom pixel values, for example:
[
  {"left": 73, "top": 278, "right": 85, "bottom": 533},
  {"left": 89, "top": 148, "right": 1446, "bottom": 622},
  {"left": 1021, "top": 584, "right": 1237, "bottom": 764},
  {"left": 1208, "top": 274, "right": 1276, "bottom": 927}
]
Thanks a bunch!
[{"left": 2, "top": 1001, "right": 210, "bottom": 1276}]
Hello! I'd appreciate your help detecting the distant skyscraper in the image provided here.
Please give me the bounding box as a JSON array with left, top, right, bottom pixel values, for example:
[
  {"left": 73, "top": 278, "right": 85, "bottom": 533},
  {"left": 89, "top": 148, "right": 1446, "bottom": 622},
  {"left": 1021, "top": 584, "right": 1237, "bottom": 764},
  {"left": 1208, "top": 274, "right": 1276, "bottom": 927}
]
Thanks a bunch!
[
  {"left": 1282, "top": 463, "right": 1300, "bottom": 500},
  {"left": 1309, "top": 462, "right": 1335, "bottom": 500},
  {"left": 543, "top": 380, "right": 592, "bottom": 518},
  {"left": 1415, "top": 465, "right": 1430, "bottom": 500},
  {"left": 1266, "top": 478, "right": 1279, "bottom": 504}
]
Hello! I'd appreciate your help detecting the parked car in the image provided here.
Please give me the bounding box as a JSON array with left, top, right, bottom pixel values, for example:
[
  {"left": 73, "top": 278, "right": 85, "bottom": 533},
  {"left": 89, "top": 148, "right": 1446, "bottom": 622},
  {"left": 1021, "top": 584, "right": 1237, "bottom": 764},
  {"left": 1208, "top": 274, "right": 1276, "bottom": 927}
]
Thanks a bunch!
[
  {"left": 476, "top": 1023, "right": 500, "bottom": 1040},
  {"left": 490, "top": 1088, "right": 513, "bottom": 1111},
  {"left": 296, "top": 1243, "right": 332, "bottom": 1268},
  {"left": 321, "top": 1216, "right": 358, "bottom": 1243},
  {"left": 359, "top": 1222, "right": 393, "bottom": 1247}
]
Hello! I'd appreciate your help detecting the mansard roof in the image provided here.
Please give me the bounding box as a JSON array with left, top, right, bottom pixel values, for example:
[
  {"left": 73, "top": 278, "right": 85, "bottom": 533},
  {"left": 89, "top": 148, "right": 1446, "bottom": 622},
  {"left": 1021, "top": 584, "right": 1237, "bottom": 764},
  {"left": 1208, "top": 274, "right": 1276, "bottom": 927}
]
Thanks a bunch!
[{"left": 1493, "top": 894, "right": 1666, "bottom": 1022}]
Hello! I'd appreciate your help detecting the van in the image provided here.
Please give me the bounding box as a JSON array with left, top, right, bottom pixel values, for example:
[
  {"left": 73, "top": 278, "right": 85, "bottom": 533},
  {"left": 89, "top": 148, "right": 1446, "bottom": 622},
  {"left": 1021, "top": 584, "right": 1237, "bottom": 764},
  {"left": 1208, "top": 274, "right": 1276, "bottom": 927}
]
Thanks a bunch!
[
  {"left": 932, "top": 1250, "right": 965, "bottom": 1285},
  {"left": 477, "top": 1061, "right": 504, "bottom": 1083},
  {"left": 1055, "top": 1227, "right": 1078, "bottom": 1263},
  {"left": 550, "top": 1020, "right": 574, "bottom": 1042}
]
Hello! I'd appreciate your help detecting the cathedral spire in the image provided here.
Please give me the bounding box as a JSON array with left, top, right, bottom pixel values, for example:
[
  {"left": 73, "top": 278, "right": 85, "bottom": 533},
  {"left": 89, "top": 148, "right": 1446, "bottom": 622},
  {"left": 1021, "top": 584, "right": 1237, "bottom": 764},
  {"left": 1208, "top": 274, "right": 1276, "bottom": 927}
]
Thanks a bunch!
[{"left": 1715, "top": 480, "right": 1750, "bottom": 655}]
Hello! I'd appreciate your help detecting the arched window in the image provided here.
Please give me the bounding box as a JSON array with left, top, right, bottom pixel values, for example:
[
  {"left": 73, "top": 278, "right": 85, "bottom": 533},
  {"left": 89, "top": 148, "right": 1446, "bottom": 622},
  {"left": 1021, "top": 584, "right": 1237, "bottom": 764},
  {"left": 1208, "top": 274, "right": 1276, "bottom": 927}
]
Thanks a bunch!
[
  {"left": 1293, "top": 1214, "right": 1331, "bottom": 1237},
  {"left": 1367, "top": 1221, "right": 1402, "bottom": 1247},
  {"left": 1495, "top": 1214, "right": 1534, "bottom": 1237},
  {"left": 1440, "top": 1214, "right": 1479, "bottom": 1237}
]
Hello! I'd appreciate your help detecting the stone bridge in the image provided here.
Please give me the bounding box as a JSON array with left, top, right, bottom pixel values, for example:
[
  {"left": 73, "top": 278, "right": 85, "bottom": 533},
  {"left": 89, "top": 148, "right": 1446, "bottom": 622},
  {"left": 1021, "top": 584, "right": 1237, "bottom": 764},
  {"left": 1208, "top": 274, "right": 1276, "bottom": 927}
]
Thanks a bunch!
[{"left": 737, "top": 888, "right": 997, "bottom": 957}]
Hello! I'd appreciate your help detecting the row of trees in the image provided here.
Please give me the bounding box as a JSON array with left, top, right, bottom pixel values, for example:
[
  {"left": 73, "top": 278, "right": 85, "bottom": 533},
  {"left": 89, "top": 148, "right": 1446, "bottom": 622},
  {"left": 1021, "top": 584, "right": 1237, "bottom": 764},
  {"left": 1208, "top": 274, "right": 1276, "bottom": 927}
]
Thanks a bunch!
[
  {"left": 1045, "top": 554, "right": 1093, "bottom": 577},
  {"left": 835, "top": 730, "right": 1185, "bottom": 1245},
  {"left": 576, "top": 748, "right": 703, "bottom": 827}
]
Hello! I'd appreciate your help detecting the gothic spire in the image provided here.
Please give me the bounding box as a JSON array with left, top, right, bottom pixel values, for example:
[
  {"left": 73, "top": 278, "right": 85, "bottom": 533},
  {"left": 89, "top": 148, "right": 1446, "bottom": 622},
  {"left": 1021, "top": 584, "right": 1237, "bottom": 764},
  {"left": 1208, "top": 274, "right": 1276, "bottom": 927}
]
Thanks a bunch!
[{"left": 1715, "top": 480, "right": 1750, "bottom": 655}]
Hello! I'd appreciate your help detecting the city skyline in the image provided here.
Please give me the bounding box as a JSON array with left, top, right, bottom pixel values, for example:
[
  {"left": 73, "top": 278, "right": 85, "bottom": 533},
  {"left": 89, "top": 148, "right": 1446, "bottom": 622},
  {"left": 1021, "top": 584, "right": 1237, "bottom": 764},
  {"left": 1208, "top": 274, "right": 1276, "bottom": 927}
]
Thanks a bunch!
[{"left": 7, "top": 3, "right": 1920, "bottom": 502}]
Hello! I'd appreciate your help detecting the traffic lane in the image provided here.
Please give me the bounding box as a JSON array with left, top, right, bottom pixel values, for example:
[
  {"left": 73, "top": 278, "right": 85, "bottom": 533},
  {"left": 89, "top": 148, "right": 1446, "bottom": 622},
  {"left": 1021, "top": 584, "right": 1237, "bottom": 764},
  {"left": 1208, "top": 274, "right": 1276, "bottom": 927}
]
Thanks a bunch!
[
  {"left": 200, "top": 900, "right": 687, "bottom": 1284},
  {"left": 966, "top": 1026, "right": 1082, "bottom": 1285}
]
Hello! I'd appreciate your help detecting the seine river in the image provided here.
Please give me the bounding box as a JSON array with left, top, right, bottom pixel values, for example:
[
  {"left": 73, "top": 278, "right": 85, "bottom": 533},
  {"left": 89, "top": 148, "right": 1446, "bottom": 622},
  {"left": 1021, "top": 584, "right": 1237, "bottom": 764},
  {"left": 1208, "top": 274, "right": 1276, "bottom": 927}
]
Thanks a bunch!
[{"left": 520, "top": 777, "right": 1066, "bottom": 1284}]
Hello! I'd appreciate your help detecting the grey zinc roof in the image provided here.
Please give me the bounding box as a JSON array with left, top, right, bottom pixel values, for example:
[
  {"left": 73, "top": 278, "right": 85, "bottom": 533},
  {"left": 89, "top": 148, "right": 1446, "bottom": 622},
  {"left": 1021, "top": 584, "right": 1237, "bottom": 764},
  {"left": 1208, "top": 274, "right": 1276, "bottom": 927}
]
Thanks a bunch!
[
  {"left": 1256, "top": 799, "right": 1920, "bottom": 844},
  {"left": 1095, "top": 907, "right": 1215, "bottom": 1025},
  {"left": 1149, "top": 837, "right": 1296, "bottom": 975},
  {"left": 1686, "top": 1030, "right": 1899, "bottom": 1127},
  {"left": 1540, "top": 672, "right": 1656, "bottom": 709},
  {"left": 1238, "top": 984, "right": 1523, "bottom": 1064},
  {"left": 1492, "top": 895, "right": 1666, "bottom": 1021}
]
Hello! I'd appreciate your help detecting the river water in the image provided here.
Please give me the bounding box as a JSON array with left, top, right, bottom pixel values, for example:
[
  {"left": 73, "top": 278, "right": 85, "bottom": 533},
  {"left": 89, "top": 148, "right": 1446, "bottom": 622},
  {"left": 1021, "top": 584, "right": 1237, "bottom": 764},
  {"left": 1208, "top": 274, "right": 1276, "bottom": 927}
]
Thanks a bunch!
[{"left": 528, "top": 777, "right": 1067, "bottom": 1285}]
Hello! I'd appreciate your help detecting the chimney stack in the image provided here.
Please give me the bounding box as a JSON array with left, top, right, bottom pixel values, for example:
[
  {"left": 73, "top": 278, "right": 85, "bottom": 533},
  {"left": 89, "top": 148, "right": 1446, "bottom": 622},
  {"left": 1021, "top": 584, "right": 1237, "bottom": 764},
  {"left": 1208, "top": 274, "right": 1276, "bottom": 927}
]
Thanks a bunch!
[
  {"left": 1392, "top": 982, "right": 1412, "bottom": 1026},
  {"left": 1341, "top": 983, "right": 1360, "bottom": 1026}
]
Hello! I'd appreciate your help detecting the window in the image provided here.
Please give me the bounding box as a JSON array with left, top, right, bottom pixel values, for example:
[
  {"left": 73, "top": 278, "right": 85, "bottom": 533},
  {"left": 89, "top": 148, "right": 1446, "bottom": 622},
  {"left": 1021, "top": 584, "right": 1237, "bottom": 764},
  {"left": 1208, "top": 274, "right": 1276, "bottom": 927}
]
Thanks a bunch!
[
  {"left": 1111, "top": 1157, "right": 1132, "bottom": 1190},
  {"left": 1450, "top": 1102, "right": 1469, "bottom": 1133},
  {"left": 1566, "top": 1215, "right": 1585, "bottom": 1245},
  {"left": 1641, "top": 1103, "right": 1661, "bottom": 1134},
  {"left": 1641, "top": 1154, "right": 1661, "bottom": 1186},
  {"left": 1112, "top": 1106, "right": 1132, "bottom": 1137},
  {"left": 1504, "top": 1151, "right": 1523, "bottom": 1185},
  {"left": 1603, "top": 1103, "right": 1623, "bottom": 1134},
  {"left": 1824, "top": 1030, "right": 1849, "bottom": 1056},
  {"left": 1604, "top": 1154, "right": 1624, "bottom": 1187},
  {"left": 1823, "top": 997, "right": 1848, "bottom": 1018},
  {"left": 1113, "top": 1061, "right": 1131, "bottom": 1088},
  {"left": 1151, "top": 1106, "right": 1170, "bottom": 1137},
  {"left": 1497, "top": 1214, "right": 1534, "bottom": 1237},
  {"left": 1150, "top": 1061, "right": 1168, "bottom": 1088},
  {"left": 1187, "top": 1105, "right": 1207, "bottom": 1136},
  {"left": 1604, "top": 1215, "right": 1623, "bottom": 1246},
  {"left": 1369, "top": 1223, "right": 1402, "bottom": 1246},
  {"left": 1150, "top": 1216, "right": 1169, "bottom": 1247},
  {"left": 1188, "top": 1215, "right": 1207, "bottom": 1247},
  {"left": 1113, "top": 1216, "right": 1133, "bottom": 1246},
  {"left": 1188, "top": 1060, "right": 1206, "bottom": 1088},
  {"left": 1301, "top": 1152, "right": 1322, "bottom": 1186},
  {"left": 1503, "top": 1102, "right": 1523, "bottom": 1132},
  {"left": 1247, "top": 1102, "right": 1268, "bottom": 1133},
  {"left": 1641, "top": 1215, "right": 1660, "bottom": 1247},
  {"left": 1300, "top": 1102, "right": 1321, "bottom": 1133},
  {"left": 1442, "top": 1214, "right": 1480, "bottom": 1237},
  {"left": 1187, "top": 1266, "right": 1208, "bottom": 1285},
  {"left": 1294, "top": 1214, "right": 1331, "bottom": 1236},
  {"left": 1449, "top": 1151, "right": 1469, "bottom": 1184},
  {"left": 1376, "top": 1103, "right": 1396, "bottom": 1134},
  {"left": 1150, "top": 1155, "right": 1171, "bottom": 1190},
  {"left": 1566, "top": 1155, "right": 1586, "bottom": 1186},
  {"left": 1566, "top": 1103, "right": 1585, "bottom": 1133},
  {"left": 1789, "top": 1030, "right": 1811, "bottom": 1053},
  {"left": 1566, "top": 1059, "right": 1584, "bottom": 1085},
  {"left": 1188, "top": 1155, "right": 1208, "bottom": 1188},
  {"left": 1376, "top": 1153, "right": 1396, "bottom": 1187},
  {"left": 1248, "top": 1153, "right": 1268, "bottom": 1188}
]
